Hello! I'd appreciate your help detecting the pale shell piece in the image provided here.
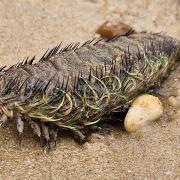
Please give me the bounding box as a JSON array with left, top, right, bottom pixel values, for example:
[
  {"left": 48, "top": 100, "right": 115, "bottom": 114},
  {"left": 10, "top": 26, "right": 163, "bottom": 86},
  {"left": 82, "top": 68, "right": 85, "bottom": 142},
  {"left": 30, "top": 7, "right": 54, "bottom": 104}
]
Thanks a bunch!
[{"left": 124, "top": 94, "right": 163, "bottom": 133}]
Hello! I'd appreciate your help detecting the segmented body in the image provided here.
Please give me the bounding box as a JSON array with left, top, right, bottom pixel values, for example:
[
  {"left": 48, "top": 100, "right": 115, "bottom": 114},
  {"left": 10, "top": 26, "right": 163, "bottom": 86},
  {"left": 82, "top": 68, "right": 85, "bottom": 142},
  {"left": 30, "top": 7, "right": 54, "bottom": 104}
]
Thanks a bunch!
[{"left": 0, "top": 32, "right": 179, "bottom": 146}]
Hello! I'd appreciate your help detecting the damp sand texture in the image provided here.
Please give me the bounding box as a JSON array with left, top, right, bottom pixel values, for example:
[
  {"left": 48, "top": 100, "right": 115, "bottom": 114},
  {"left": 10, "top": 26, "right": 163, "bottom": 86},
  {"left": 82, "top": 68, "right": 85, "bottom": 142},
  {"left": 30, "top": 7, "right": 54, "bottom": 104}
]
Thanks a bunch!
[{"left": 0, "top": 0, "right": 180, "bottom": 179}]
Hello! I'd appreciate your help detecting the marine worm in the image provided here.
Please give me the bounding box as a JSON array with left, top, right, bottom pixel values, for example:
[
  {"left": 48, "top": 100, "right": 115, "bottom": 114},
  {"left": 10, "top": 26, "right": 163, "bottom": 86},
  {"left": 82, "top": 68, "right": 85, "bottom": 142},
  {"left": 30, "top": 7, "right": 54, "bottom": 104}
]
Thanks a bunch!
[{"left": 0, "top": 30, "right": 179, "bottom": 148}]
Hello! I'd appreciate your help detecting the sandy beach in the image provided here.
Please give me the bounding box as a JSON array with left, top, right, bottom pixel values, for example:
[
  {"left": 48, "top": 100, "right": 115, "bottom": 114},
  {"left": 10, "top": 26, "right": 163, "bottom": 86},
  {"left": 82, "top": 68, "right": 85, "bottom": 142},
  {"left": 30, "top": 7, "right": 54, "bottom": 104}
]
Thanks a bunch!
[{"left": 0, "top": 0, "right": 179, "bottom": 179}]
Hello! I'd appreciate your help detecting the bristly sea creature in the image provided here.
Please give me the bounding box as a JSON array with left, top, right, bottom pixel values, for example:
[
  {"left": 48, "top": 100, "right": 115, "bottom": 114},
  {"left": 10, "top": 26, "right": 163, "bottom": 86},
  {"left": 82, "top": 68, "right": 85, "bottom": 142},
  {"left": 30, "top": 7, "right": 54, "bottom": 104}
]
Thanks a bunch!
[{"left": 0, "top": 31, "right": 179, "bottom": 149}]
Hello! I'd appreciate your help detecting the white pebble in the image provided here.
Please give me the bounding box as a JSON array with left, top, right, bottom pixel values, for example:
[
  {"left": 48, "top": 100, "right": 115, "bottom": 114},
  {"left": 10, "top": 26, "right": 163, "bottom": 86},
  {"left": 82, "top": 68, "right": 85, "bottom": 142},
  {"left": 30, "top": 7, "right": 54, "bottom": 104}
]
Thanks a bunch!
[
  {"left": 168, "top": 96, "right": 180, "bottom": 107},
  {"left": 124, "top": 94, "right": 163, "bottom": 133},
  {"left": 168, "top": 89, "right": 180, "bottom": 107}
]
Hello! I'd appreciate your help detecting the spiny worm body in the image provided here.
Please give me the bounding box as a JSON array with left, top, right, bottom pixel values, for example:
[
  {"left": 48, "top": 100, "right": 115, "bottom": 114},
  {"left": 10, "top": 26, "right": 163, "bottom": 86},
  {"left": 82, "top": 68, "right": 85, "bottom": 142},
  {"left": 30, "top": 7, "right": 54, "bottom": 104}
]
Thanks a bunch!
[{"left": 0, "top": 31, "right": 179, "bottom": 148}]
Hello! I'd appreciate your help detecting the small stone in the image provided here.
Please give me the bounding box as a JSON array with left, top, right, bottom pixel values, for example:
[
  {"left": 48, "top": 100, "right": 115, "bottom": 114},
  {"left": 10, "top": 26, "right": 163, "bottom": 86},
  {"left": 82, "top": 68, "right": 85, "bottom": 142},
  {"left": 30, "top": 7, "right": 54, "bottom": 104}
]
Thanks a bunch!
[
  {"left": 128, "top": 169, "right": 132, "bottom": 173},
  {"left": 168, "top": 96, "right": 180, "bottom": 107},
  {"left": 124, "top": 94, "right": 163, "bottom": 133},
  {"left": 168, "top": 89, "right": 180, "bottom": 107}
]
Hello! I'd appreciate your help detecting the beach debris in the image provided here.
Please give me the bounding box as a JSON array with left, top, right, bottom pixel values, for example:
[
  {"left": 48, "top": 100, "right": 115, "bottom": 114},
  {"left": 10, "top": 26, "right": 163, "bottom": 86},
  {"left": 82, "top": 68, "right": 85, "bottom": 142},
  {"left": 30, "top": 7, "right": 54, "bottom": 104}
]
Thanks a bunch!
[
  {"left": 96, "top": 21, "right": 134, "bottom": 38},
  {"left": 168, "top": 89, "right": 180, "bottom": 107}
]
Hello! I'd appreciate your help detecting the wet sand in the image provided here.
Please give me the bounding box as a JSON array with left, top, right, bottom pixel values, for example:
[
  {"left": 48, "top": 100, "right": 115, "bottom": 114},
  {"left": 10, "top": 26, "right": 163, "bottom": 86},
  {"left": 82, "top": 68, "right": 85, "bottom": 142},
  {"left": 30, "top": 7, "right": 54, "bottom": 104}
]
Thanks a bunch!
[{"left": 0, "top": 0, "right": 179, "bottom": 179}]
